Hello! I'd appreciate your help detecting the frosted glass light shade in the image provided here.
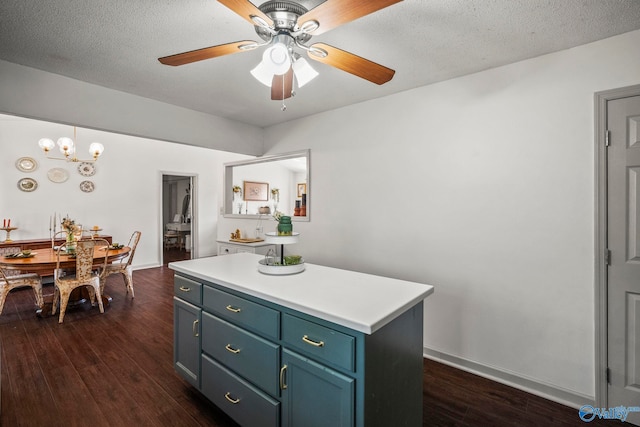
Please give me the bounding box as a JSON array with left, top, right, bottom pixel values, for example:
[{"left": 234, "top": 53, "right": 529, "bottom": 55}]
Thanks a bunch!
[
  {"left": 292, "top": 58, "right": 318, "bottom": 88},
  {"left": 89, "top": 142, "right": 104, "bottom": 157},
  {"left": 57, "top": 137, "right": 75, "bottom": 156},
  {"left": 263, "top": 43, "right": 291, "bottom": 75},
  {"left": 251, "top": 61, "right": 274, "bottom": 87},
  {"left": 38, "top": 138, "right": 55, "bottom": 152}
]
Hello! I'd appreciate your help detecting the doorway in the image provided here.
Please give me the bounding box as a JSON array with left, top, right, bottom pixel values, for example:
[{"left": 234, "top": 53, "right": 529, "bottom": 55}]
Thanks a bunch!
[
  {"left": 595, "top": 84, "right": 640, "bottom": 424},
  {"left": 162, "top": 173, "right": 195, "bottom": 265}
]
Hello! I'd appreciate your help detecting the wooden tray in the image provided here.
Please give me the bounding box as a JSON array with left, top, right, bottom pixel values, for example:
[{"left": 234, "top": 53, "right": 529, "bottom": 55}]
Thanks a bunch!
[{"left": 229, "top": 238, "right": 265, "bottom": 243}]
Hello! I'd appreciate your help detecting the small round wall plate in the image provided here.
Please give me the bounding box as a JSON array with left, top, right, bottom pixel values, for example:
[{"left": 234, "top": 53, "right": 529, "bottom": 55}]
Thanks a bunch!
[
  {"left": 15, "top": 157, "right": 38, "bottom": 172},
  {"left": 80, "top": 180, "right": 95, "bottom": 193},
  {"left": 17, "top": 177, "right": 38, "bottom": 192},
  {"left": 77, "top": 162, "right": 96, "bottom": 176},
  {"left": 47, "top": 167, "right": 69, "bottom": 183}
]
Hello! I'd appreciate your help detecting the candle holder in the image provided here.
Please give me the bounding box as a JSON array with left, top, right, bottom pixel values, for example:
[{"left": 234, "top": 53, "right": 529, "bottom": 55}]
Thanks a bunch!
[{"left": 1, "top": 227, "right": 18, "bottom": 243}]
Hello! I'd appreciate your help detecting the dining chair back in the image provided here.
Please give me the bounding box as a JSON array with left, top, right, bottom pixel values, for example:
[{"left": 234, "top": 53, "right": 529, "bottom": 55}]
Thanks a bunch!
[
  {"left": 100, "top": 231, "right": 141, "bottom": 298},
  {"left": 52, "top": 238, "right": 109, "bottom": 323},
  {"left": 0, "top": 267, "right": 44, "bottom": 315},
  {"left": 51, "top": 230, "right": 68, "bottom": 249}
]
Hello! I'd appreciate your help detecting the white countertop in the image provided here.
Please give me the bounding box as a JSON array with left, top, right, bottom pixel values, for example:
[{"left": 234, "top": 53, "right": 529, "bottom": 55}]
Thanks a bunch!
[
  {"left": 169, "top": 253, "right": 434, "bottom": 334},
  {"left": 217, "top": 240, "right": 274, "bottom": 247}
]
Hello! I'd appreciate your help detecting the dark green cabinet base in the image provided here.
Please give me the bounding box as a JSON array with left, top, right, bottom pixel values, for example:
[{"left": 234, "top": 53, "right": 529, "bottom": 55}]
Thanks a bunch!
[
  {"left": 173, "top": 273, "right": 424, "bottom": 427},
  {"left": 202, "top": 355, "right": 280, "bottom": 427},
  {"left": 281, "top": 349, "right": 354, "bottom": 427}
]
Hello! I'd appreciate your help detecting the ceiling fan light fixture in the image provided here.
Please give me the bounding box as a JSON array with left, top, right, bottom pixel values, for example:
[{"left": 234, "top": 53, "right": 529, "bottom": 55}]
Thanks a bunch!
[
  {"left": 292, "top": 57, "right": 318, "bottom": 88},
  {"left": 263, "top": 42, "right": 291, "bottom": 75}
]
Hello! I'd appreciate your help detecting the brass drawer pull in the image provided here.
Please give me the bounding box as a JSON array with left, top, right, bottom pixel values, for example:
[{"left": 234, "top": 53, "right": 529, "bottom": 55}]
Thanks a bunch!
[
  {"left": 280, "top": 365, "right": 288, "bottom": 390},
  {"left": 226, "top": 305, "right": 241, "bottom": 313},
  {"left": 225, "top": 344, "right": 240, "bottom": 354},
  {"left": 192, "top": 319, "right": 199, "bottom": 337},
  {"left": 179, "top": 286, "right": 191, "bottom": 292},
  {"left": 224, "top": 392, "right": 240, "bottom": 404},
  {"left": 302, "top": 335, "right": 325, "bottom": 347}
]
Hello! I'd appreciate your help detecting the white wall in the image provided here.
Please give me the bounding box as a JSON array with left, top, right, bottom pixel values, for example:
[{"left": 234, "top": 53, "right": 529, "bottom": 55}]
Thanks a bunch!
[
  {"left": 1, "top": 114, "right": 246, "bottom": 267},
  {"left": 0, "top": 59, "right": 264, "bottom": 156},
  {"left": 262, "top": 30, "right": 640, "bottom": 404}
]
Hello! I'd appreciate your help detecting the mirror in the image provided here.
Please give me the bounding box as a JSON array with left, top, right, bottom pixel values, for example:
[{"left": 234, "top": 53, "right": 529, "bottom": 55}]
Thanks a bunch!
[{"left": 224, "top": 150, "right": 309, "bottom": 221}]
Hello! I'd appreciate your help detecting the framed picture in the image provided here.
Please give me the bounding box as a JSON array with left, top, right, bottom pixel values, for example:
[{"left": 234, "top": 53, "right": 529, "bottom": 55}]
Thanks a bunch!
[
  {"left": 297, "top": 183, "right": 307, "bottom": 198},
  {"left": 243, "top": 181, "right": 269, "bottom": 201}
]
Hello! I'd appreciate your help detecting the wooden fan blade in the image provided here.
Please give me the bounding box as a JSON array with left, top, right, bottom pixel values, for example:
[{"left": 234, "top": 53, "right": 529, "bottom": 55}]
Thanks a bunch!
[
  {"left": 297, "top": 0, "right": 403, "bottom": 35},
  {"left": 271, "top": 67, "right": 294, "bottom": 100},
  {"left": 158, "top": 40, "right": 256, "bottom": 66},
  {"left": 217, "top": 0, "right": 273, "bottom": 27},
  {"left": 307, "top": 43, "right": 395, "bottom": 85}
]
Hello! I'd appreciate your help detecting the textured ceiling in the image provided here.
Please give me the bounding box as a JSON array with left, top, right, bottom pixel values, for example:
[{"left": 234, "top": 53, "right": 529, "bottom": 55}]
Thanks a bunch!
[{"left": 1, "top": 0, "right": 640, "bottom": 128}]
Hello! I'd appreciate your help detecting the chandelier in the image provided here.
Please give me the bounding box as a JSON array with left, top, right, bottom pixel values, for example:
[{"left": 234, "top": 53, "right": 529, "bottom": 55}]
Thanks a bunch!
[{"left": 37, "top": 126, "right": 104, "bottom": 163}]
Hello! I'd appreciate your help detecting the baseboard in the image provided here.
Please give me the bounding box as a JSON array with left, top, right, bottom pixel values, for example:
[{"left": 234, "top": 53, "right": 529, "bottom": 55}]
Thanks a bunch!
[
  {"left": 133, "top": 263, "right": 162, "bottom": 270},
  {"left": 423, "top": 347, "right": 594, "bottom": 409}
]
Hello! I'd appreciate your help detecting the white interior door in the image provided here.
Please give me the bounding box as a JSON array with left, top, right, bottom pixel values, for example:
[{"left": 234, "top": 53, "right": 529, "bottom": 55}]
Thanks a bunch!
[{"left": 607, "top": 94, "right": 640, "bottom": 425}]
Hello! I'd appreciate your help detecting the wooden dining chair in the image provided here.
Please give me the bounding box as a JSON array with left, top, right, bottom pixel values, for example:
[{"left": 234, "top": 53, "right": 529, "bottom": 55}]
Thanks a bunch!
[
  {"left": 100, "top": 231, "right": 141, "bottom": 298},
  {"left": 52, "top": 238, "right": 109, "bottom": 323},
  {"left": 51, "top": 230, "right": 67, "bottom": 249},
  {"left": 0, "top": 267, "right": 44, "bottom": 315}
]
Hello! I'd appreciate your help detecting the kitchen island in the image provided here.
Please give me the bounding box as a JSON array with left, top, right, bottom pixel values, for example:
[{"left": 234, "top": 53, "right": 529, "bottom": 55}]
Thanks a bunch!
[{"left": 169, "top": 253, "right": 434, "bottom": 427}]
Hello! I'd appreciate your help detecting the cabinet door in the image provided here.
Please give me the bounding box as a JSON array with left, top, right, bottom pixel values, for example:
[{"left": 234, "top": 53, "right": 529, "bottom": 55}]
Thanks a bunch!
[
  {"left": 218, "top": 244, "right": 237, "bottom": 255},
  {"left": 174, "top": 297, "right": 201, "bottom": 388},
  {"left": 281, "top": 349, "right": 354, "bottom": 427}
]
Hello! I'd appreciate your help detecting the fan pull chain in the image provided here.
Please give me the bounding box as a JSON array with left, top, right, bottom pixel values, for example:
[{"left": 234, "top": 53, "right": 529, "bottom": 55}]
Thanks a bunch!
[{"left": 281, "top": 74, "right": 287, "bottom": 111}]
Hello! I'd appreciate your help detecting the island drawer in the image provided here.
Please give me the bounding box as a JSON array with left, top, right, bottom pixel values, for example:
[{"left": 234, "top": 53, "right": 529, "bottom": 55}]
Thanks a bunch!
[
  {"left": 202, "top": 354, "right": 279, "bottom": 427},
  {"left": 174, "top": 275, "right": 202, "bottom": 305},
  {"left": 201, "top": 312, "right": 280, "bottom": 397},
  {"left": 282, "top": 314, "right": 355, "bottom": 372},
  {"left": 203, "top": 285, "right": 279, "bottom": 340}
]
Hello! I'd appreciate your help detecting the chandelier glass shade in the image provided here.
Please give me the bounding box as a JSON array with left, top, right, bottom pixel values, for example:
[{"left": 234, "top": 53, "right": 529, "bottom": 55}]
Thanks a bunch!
[{"left": 38, "top": 127, "right": 104, "bottom": 163}]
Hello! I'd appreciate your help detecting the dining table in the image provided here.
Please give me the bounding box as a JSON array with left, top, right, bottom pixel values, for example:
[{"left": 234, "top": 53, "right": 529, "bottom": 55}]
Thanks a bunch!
[{"left": 0, "top": 246, "right": 131, "bottom": 315}]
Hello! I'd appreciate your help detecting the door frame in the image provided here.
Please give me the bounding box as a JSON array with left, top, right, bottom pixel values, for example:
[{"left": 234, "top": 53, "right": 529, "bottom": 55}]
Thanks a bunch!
[
  {"left": 160, "top": 171, "right": 197, "bottom": 262},
  {"left": 594, "top": 83, "right": 640, "bottom": 408}
]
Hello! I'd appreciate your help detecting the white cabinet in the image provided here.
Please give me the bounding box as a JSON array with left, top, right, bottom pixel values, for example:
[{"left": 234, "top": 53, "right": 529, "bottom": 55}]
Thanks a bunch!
[{"left": 217, "top": 240, "right": 274, "bottom": 256}]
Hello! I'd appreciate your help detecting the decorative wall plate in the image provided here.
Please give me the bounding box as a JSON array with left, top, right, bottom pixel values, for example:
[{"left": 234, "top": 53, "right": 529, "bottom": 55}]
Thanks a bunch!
[
  {"left": 15, "top": 157, "right": 38, "bottom": 172},
  {"left": 80, "top": 180, "right": 95, "bottom": 193},
  {"left": 17, "top": 177, "right": 38, "bottom": 192},
  {"left": 77, "top": 162, "right": 96, "bottom": 176},
  {"left": 47, "top": 167, "right": 69, "bottom": 183}
]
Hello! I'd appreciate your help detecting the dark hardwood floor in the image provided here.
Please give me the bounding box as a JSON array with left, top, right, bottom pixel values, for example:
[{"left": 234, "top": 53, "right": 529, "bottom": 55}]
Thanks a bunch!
[
  {"left": 163, "top": 247, "right": 192, "bottom": 265},
  {"left": 1, "top": 261, "right": 610, "bottom": 426}
]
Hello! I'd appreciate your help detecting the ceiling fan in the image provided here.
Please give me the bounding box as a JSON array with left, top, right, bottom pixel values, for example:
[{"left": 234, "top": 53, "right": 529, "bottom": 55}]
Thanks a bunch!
[{"left": 158, "top": 0, "right": 402, "bottom": 101}]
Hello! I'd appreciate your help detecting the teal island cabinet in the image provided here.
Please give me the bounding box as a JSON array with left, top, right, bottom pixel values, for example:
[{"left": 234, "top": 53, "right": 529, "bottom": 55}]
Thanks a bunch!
[{"left": 169, "top": 253, "right": 434, "bottom": 427}]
